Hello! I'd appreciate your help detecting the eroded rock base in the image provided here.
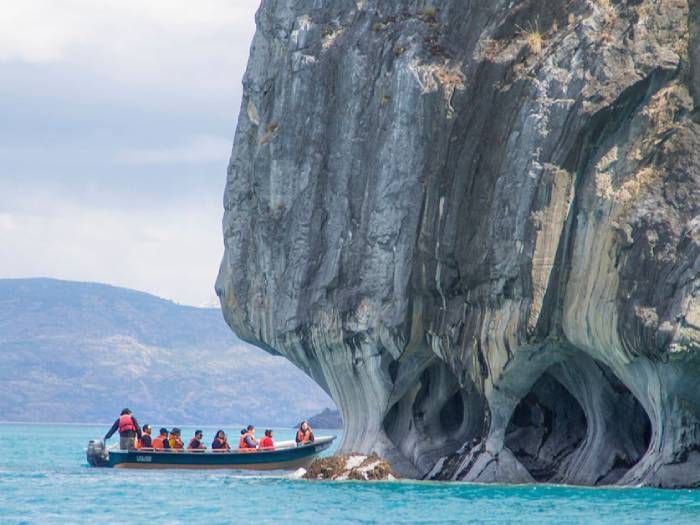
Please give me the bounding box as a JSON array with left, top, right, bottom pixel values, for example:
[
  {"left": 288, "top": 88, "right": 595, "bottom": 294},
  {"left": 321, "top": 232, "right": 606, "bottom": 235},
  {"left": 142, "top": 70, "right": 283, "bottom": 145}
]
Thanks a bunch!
[{"left": 302, "top": 454, "right": 398, "bottom": 481}]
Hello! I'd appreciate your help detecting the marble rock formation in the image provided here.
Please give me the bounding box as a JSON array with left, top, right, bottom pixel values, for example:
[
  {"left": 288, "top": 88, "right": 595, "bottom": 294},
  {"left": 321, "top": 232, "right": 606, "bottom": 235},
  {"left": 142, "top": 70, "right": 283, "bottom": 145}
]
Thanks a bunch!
[{"left": 217, "top": 0, "right": 700, "bottom": 487}]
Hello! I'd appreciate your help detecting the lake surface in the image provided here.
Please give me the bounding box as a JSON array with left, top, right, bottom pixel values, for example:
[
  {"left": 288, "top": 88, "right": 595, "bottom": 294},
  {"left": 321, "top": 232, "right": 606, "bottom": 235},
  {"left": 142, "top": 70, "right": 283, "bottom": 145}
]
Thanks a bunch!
[{"left": 1, "top": 423, "right": 699, "bottom": 524}]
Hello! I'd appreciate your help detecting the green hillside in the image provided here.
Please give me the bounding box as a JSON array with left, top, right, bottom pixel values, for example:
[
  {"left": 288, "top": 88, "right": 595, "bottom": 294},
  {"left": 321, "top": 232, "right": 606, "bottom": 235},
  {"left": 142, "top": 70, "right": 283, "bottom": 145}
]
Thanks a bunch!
[{"left": 0, "top": 278, "right": 333, "bottom": 426}]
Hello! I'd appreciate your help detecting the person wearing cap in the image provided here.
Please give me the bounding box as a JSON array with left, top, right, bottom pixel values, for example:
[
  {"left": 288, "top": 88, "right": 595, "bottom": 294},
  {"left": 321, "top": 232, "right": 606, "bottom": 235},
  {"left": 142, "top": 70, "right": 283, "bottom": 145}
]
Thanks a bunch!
[
  {"left": 104, "top": 408, "right": 142, "bottom": 450},
  {"left": 168, "top": 428, "right": 184, "bottom": 449},
  {"left": 139, "top": 424, "right": 153, "bottom": 448},
  {"left": 151, "top": 427, "right": 171, "bottom": 449}
]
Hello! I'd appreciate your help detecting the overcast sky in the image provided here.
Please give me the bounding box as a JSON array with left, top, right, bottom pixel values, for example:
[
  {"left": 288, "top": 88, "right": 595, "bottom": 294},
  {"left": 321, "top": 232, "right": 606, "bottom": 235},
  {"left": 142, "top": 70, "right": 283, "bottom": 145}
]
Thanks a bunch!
[{"left": 0, "top": 0, "right": 261, "bottom": 306}]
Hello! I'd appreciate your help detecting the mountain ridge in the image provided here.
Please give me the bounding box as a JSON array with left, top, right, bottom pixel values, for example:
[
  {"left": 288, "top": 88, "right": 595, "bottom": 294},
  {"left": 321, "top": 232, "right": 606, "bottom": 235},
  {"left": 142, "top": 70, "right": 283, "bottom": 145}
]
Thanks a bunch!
[{"left": 0, "top": 278, "right": 332, "bottom": 426}]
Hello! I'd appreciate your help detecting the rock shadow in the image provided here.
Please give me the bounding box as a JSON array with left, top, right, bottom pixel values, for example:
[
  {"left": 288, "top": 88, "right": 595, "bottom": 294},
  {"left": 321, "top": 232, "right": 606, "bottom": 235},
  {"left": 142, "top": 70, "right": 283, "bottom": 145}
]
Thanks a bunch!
[
  {"left": 383, "top": 360, "right": 485, "bottom": 475},
  {"left": 504, "top": 357, "right": 652, "bottom": 485}
]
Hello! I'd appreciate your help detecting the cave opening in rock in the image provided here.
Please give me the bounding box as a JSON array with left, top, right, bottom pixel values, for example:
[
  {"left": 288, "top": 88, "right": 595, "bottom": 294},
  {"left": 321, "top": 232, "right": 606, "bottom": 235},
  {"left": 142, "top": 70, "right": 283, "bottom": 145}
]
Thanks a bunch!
[
  {"left": 504, "top": 361, "right": 653, "bottom": 485},
  {"left": 505, "top": 372, "right": 587, "bottom": 482},
  {"left": 383, "top": 360, "right": 485, "bottom": 475}
]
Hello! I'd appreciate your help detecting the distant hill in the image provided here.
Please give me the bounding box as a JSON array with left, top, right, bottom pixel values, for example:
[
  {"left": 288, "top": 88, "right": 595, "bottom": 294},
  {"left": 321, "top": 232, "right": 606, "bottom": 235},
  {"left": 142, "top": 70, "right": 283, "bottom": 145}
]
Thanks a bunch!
[
  {"left": 307, "top": 408, "right": 343, "bottom": 430},
  {"left": 0, "top": 278, "right": 333, "bottom": 426}
]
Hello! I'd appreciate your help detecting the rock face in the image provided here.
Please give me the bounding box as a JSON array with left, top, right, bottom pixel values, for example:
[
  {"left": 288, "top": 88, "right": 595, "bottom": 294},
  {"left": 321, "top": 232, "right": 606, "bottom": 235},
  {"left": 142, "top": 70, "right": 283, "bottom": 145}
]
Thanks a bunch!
[{"left": 217, "top": 0, "right": 700, "bottom": 487}]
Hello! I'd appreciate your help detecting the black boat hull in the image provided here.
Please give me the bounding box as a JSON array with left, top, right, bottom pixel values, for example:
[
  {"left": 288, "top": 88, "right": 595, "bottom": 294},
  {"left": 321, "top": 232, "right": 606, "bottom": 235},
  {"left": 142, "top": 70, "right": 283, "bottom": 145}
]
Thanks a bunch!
[{"left": 87, "top": 437, "right": 335, "bottom": 470}]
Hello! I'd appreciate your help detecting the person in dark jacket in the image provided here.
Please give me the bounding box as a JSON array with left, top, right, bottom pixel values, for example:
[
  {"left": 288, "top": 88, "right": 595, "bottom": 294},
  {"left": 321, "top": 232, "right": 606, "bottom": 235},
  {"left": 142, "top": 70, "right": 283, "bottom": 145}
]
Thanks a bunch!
[
  {"left": 211, "top": 430, "right": 230, "bottom": 450},
  {"left": 140, "top": 424, "right": 153, "bottom": 448},
  {"left": 104, "top": 408, "right": 142, "bottom": 450},
  {"left": 188, "top": 430, "right": 206, "bottom": 450}
]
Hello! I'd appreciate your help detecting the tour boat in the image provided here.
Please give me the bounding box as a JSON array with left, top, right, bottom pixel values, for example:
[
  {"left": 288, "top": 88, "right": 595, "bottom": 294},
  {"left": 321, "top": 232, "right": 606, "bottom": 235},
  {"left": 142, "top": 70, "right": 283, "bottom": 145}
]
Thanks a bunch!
[{"left": 86, "top": 436, "right": 336, "bottom": 470}]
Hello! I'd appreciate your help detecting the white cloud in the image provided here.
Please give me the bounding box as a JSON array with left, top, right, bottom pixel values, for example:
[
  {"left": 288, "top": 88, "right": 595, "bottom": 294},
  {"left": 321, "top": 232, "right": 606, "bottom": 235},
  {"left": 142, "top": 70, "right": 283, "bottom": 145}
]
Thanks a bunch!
[
  {"left": 0, "top": 0, "right": 260, "bottom": 90},
  {"left": 0, "top": 200, "right": 223, "bottom": 306},
  {"left": 116, "top": 134, "right": 232, "bottom": 165},
  {"left": 0, "top": 1, "right": 261, "bottom": 305},
  {"left": 0, "top": 213, "right": 16, "bottom": 231}
]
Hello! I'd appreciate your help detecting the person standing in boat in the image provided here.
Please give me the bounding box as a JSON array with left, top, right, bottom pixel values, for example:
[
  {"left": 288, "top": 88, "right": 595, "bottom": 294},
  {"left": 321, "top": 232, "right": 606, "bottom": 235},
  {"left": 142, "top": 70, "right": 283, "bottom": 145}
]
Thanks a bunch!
[
  {"left": 188, "top": 430, "right": 206, "bottom": 450},
  {"left": 104, "top": 408, "right": 142, "bottom": 450},
  {"left": 139, "top": 424, "right": 153, "bottom": 448},
  {"left": 211, "top": 430, "right": 230, "bottom": 450},
  {"left": 295, "top": 420, "right": 314, "bottom": 446}
]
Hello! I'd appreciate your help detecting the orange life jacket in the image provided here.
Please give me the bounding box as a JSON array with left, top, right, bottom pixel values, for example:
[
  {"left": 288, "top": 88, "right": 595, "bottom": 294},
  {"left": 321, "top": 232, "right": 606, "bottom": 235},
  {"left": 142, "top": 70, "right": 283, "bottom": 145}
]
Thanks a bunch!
[
  {"left": 118, "top": 414, "right": 137, "bottom": 433},
  {"left": 296, "top": 429, "right": 313, "bottom": 444},
  {"left": 239, "top": 432, "right": 255, "bottom": 449},
  {"left": 152, "top": 435, "right": 167, "bottom": 449}
]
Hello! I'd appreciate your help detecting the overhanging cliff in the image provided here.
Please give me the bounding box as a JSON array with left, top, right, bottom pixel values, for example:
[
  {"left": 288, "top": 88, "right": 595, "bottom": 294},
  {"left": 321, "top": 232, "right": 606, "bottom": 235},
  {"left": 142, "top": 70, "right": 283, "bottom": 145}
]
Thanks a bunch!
[{"left": 217, "top": 0, "right": 700, "bottom": 487}]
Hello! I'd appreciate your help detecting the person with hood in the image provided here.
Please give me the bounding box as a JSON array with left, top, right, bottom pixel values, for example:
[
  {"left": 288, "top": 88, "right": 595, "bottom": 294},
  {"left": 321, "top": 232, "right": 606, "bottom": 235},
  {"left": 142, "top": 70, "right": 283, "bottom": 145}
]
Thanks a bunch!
[{"left": 104, "top": 408, "right": 142, "bottom": 450}]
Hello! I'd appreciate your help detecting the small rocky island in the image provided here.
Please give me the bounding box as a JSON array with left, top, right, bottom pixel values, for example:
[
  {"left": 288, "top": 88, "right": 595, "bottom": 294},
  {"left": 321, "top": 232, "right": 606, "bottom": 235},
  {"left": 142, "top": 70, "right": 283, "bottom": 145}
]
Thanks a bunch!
[
  {"left": 301, "top": 454, "right": 397, "bottom": 481},
  {"left": 307, "top": 408, "right": 343, "bottom": 429},
  {"left": 217, "top": 0, "right": 700, "bottom": 488}
]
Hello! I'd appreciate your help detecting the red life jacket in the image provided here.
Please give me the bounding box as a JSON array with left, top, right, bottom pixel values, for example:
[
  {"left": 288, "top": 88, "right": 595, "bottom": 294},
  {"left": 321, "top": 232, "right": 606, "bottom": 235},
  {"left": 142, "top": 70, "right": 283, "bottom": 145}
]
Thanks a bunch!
[
  {"left": 259, "top": 436, "right": 274, "bottom": 449},
  {"left": 118, "top": 414, "right": 137, "bottom": 433}
]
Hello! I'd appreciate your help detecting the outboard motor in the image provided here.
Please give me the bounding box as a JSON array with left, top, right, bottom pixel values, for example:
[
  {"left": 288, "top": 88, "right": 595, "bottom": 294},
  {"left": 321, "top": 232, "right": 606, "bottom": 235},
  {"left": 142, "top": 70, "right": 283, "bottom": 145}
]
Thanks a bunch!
[{"left": 86, "top": 440, "right": 109, "bottom": 467}]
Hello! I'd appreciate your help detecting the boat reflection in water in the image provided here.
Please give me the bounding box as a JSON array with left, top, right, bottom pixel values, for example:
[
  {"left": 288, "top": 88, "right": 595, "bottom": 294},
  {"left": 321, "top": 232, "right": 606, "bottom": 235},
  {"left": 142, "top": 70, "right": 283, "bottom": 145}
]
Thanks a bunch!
[{"left": 86, "top": 436, "right": 336, "bottom": 470}]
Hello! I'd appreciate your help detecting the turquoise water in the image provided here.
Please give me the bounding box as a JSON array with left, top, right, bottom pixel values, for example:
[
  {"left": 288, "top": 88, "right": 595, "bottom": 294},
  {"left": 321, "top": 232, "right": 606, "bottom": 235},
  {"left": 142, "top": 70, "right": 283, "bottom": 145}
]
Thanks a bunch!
[{"left": 1, "top": 424, "right": 699, "bottom": 524}]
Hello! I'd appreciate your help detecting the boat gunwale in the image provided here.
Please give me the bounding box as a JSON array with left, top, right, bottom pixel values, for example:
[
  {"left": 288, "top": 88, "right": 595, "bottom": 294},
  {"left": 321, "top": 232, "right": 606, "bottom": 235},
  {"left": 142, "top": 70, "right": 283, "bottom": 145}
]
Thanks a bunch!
[{"left": 107, "top": 435, "right": 335, "bottom": 457}]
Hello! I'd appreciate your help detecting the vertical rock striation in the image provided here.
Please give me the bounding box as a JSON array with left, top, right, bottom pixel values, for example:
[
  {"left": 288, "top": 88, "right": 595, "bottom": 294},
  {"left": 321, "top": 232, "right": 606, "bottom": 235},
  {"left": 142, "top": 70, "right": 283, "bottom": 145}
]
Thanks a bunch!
[{"left": 217, "top": 0, "right": 700, "bottom": 487}]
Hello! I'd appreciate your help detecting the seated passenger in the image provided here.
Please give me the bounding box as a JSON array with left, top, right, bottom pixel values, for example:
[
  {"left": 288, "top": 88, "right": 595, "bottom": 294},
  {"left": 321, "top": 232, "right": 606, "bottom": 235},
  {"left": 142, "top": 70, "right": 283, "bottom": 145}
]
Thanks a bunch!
[
  {"left": 139, "top": 424, "right": 153, "bottom": 448},
  {"left": 295, "top": 420, "right": 314, "bottom": 446},
  {"left": 188, "top": 430, "right": 206, "bottom": 450},
  {"left": 239, "top": 425, "right": 258, "bottom": 450},
  {"left": 259, "top": 429, "right": 274, "bottom": 450},
  {"left": 211, "top": 430, "right": 230, "bottom": 450},
  {"left": 168, "top": 428, "right": 184, "bottom": 449},
  {"left": 152, "top": 428, "right": 171, "bottom": 449}
]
